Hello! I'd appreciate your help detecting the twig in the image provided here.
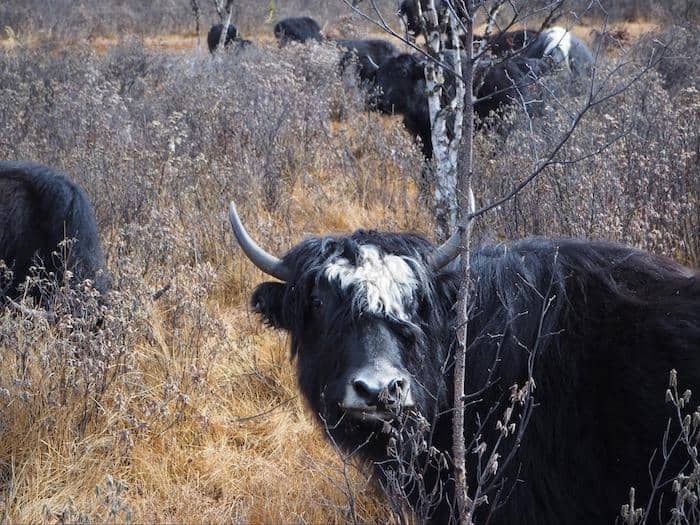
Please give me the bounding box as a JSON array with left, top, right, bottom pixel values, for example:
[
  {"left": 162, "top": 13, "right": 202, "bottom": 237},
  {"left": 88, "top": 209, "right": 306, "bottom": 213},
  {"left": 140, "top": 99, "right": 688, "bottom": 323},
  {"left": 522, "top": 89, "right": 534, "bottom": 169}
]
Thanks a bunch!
[
  {"left": 229, "top": 395, "right": 297, "bottom": 423},
  {"left": 152, "top": 282, "right": 172, "bottom": 301}
]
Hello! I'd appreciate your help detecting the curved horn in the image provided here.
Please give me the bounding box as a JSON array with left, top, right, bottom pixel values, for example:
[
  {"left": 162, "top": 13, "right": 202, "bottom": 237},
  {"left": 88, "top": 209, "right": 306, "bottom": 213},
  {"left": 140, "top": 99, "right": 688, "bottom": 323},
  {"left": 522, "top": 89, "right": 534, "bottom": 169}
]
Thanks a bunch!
[
  {"left": 430, "top": 226, "right": 464, "bottom": 270},
  {"left": 228, "top": 201, "right": 292, "bottom": 281},
  {"left": 430, "top": 189, "right": 475, "bottom": 270},
  {"left": 365, "top": 55, "right": 380, "bottom": 72}
]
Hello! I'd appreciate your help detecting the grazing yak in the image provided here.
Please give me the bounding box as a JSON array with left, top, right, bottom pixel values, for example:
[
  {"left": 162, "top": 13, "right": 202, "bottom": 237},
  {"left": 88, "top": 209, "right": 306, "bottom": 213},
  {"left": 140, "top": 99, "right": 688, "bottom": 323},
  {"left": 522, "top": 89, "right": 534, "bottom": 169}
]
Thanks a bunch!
[
  {"left": 273, "top": 16, "right": 322, "bottom": 47},
  {"left": 477, "top": 27, "right": 594, "bottom": 79},
  {"left": 207, "top": 23, "right": 237, "bottom": 53},
  {"left": 0, "top": 161, "right": 108, "bottom": 300},
  {"left": 371, "top": 53, "right": 432, "bottom": 156},
  {"left": 473, "top": 55, "right": 545, "bottom": 122},
  {"left": 398, "top": 0, "right": 593, "bottom": 78},
  {"left": 372, "top": 52, "right": 543, "bottom": 156},
  {"left": 228, "top": 201, "right": 700, "bottom": 524},
  {"left": 336, "top": 38, "right": 399, "bottom": 83},
  {"left": 370, "top": 24, "right": 593, "bottom": 156},
  {"left": 495, "top": 27, "right": 594, "bottom": 79},
  {"left": 207, "top": 23, "right": 252, "bottom": 54}
]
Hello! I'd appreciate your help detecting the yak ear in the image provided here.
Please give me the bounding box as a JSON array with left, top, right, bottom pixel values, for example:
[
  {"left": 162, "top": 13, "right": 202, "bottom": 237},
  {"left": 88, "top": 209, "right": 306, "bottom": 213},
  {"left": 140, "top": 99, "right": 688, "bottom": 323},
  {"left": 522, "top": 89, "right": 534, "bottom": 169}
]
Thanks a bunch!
[{"left": 251, "top": 282, "right": 289, "bottom": 330}]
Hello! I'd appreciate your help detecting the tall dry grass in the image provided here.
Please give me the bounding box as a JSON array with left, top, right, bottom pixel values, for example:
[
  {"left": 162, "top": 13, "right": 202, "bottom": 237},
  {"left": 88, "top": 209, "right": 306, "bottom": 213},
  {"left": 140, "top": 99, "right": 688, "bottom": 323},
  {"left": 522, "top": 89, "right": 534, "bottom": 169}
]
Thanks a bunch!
[
  {"left": 0, "top": 37, "right": 426, "bottom": 524},
  {"left": 0, "top": 14, "right": 697, "bottom": 525}
]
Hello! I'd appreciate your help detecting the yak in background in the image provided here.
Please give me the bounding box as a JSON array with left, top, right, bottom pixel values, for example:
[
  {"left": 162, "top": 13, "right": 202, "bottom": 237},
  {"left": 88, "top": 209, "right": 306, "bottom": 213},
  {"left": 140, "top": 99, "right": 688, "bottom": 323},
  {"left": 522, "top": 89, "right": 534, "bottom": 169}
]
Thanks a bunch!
[
  {"left": 207, "top": 23, "right": 238, "bottom": 53},
  {"left": 0, "top": 161, "right": 108, "bottom": 301},
  {"left": 274, "top": 16, "right": 323, "bottom": 47},
  {"left": 370, "top": 52, "right": 546, "bottom": 156},
  {"left": 207, "top": 23, "right": 252, "bottom": 53}
]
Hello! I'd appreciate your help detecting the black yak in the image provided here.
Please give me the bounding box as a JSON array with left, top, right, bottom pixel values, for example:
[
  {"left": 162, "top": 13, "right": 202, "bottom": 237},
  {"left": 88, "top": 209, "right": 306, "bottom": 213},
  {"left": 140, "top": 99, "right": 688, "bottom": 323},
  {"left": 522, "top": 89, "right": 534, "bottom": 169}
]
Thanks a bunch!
[
  {"left": 371, "top": 53, "right": 432, "bottom": 156},
  {"left": 336, "top": 38, "right": 399, "bottom": 83},
  {"left": 228, "top": 200, "right": 700, "bottom": 524},
  {"left": 0, "top": 161, "right": 108, "bottom": 300},
  {"left": 372, "top": 52, "right": 544, "bottom": 157},
  {"left": 481, "top": 27, "right": 594, "bottom": 79},
  {"left": 207, "top": 23, "right": 237, "bottom": 53},
  {"left": 273, "top": 16, "right": 322, "bottom": 47},
  {"left": 207, "top": 23, "right": 252, "bottom": 54},
  {"left": 473, "top": 55, "right": 545, "bottom": 122}
]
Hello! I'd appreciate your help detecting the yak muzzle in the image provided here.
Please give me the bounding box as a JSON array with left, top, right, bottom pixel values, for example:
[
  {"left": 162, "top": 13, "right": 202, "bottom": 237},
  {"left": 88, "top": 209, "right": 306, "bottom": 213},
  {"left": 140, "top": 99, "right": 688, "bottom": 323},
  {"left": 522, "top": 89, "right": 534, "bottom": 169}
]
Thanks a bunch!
[{"left": 341, "top": 364, "right": 415, "bottom": 419}]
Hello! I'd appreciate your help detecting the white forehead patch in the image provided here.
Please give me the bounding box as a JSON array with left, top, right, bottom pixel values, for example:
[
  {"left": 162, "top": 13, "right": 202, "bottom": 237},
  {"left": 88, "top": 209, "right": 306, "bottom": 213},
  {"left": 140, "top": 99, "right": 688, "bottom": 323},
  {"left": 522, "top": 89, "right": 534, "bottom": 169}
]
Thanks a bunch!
[
  {"left": 542, "top": 27, "right": 571, "bottom": 60},
  {"left": 324, "top": 245, "right": 418, "bottom": 321}
]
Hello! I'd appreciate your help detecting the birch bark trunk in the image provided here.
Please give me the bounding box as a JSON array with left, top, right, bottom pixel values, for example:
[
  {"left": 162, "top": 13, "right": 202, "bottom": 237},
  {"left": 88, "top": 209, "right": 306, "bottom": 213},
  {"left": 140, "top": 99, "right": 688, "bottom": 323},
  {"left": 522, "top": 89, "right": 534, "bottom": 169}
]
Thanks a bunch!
[
  {"left": 421, "top": 1, "right": 466, "bottom": 241},
  {"left": 413, "top": 2, "right": 474, "bottom": 521},
  {"left": 217, "top": 0, "right": 234, "bottom": 51}
]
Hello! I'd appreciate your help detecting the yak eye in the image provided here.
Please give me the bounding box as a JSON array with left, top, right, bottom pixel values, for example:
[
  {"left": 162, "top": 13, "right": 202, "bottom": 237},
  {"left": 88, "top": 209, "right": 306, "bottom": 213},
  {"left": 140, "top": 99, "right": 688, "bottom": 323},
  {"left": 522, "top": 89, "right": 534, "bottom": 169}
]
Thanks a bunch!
[{"left": 311, "top": 297, "right": 323, "bottom": 310}]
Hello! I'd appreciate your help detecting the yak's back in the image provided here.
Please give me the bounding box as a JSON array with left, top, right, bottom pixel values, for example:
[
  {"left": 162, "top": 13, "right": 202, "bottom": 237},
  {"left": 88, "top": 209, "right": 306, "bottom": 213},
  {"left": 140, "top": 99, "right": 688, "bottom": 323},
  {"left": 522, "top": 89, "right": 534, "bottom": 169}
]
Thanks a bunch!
[
  {"left": 467, "top": 237, "right": 699, "bottom": 524},
  {"left": 0, "top": 160, "right": 107, "bottom": 297}
]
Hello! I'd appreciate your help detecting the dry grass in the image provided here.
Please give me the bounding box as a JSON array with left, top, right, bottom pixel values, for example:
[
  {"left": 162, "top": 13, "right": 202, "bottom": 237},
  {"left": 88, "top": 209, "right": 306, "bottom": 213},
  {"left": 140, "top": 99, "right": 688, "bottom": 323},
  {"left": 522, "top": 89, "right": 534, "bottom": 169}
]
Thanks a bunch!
[
  {"left": 0, "top": 156, "right": 412, "bottom": 524},
  {"left": 0, "top": 9, "right": 697, "bottom": 525},
  {"left": 0, "top": 34, "right": 427, "bottom": 523}
]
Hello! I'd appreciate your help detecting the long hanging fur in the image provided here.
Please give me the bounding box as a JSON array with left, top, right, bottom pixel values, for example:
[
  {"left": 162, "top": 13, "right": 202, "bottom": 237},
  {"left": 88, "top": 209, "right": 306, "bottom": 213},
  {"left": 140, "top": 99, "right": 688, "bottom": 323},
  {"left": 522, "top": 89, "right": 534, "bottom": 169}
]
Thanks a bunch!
[{"left": 250, "top": 230, "right": 700, "bottom": 524}]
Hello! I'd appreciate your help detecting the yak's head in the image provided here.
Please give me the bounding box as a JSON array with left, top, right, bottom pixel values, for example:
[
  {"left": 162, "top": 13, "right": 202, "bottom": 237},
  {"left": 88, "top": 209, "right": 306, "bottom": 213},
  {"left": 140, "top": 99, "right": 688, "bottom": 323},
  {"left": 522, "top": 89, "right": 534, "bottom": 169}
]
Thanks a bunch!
[
  {"left": 373, "top": 53, "right": 427, "bottom": 115},
  {"left": 229, "top": 202, "right": 463, "bottom": 441}
]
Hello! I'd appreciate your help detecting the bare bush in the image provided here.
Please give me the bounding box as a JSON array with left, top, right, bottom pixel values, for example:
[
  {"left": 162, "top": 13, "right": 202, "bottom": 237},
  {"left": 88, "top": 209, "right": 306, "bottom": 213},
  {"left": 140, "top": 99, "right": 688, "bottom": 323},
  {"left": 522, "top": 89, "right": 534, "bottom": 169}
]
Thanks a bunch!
[
  {"left": 621, "top": 370, "right": 700, "bottom": 525},
  {"left": 643, "top": 26, "right": 700, "bottom": 96},
  {"left": 0, "top": 0, "right": 401, "bottom": 43},
  {"left": 0, "top": 37, "right": 425, "bottom": 523},
  {"left": 0, "top": 14, "right": 696, "bottom": 522},
  {"left": 473, "top": 67, "right": 699, "bottom": 266}
]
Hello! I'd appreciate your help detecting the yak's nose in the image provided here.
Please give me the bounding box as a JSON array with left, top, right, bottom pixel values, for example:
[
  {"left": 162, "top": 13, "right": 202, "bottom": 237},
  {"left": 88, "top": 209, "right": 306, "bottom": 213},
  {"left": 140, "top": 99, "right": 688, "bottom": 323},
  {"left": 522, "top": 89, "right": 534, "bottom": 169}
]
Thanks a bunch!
[
  {"left": 352, "top": 377, "right": 406, "bottom": 408},
  {"left": 343, "top": 368, "right": 414, "bottom": 415}
]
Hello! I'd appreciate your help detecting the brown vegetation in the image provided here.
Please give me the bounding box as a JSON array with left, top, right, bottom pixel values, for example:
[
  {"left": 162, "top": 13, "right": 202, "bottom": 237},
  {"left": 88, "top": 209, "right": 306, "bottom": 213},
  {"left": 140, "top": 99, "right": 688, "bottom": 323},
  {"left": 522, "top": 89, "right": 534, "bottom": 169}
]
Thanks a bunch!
[{"left": 0, "top": 3, "right": 697, "bottom": 523}]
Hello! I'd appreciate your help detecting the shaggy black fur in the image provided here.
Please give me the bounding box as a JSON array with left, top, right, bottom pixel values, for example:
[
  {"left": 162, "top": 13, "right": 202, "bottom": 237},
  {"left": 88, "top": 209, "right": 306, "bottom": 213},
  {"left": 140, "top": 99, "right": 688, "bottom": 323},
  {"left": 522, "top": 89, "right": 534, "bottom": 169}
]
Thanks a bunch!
[
  {"left": 251, "top": 231, "right": 700, "bottom": 524},
  {"left": 207, "top": 23, "right": 237, "bottom": 53},
  {"left": 372, "top": 54, "right": 432, "bottom": 156},
  {"left": 480, "top": 29, "right": 539, "bottom": 57},
  {"left": 273, "top": 16, "right": 322, "bottom": 47},
  {"left": 473, "top": 55, "right": 545, "bottom": 122},
  {"left": 372, "top": 53, "right": 544, "bottom": 157},
  {"left": 336, "top": 38, "right": 399, "bottom": 84},
  {"left": 0, "top": 161, "right": 108, "bottom": 300}
]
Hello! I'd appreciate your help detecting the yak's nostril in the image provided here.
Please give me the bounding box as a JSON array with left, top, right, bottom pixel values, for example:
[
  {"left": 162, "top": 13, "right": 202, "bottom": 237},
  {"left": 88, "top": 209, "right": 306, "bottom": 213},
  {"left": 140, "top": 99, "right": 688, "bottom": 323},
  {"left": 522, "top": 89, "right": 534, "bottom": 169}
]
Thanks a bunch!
[
  {"left": 350, "top": 375, "right": 411, "bottom": 411},
  {"left": 352, "top": 379, "right": 376, "bottom": 403},
  {"left": 388, "top": 378, "right": 405, "bottom": 397}
]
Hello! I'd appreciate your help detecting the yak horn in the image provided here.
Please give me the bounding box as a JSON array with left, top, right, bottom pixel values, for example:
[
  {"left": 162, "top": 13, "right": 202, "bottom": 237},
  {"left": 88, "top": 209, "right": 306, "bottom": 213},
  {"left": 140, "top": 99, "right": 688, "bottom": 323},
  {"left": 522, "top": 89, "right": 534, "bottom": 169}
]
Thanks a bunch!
[
  {"left": 228, "top": 201, "right": 291, "bottom": 282},
  {"left": 430, "top": 189, "right": 476, "bottom": 270},
  {"left": 430, "top": 226, "right": 463, "bottom": 270},
  {"left": 365, "top": 55, "right": 380, "bottom": 72}
]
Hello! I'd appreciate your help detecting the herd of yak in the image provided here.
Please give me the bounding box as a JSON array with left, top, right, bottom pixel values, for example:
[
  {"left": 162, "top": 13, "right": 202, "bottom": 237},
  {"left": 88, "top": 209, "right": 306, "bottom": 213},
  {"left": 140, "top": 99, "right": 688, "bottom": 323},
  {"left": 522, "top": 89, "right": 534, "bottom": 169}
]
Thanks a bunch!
[
  {"left": 209, "top": 10, "right": 593, "bottom": 156},
  {"left": 1, "top": 5, "right": 699, "bottom": 525}
]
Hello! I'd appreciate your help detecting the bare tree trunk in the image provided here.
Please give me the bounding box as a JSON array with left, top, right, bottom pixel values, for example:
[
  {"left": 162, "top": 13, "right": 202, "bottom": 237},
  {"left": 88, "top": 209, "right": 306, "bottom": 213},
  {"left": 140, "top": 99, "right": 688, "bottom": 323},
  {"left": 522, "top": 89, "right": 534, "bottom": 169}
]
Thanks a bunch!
[
  {"left": 217, "top": 0, "right": 235, "bottom": 51},
  {"left": 421, "top": 0, "right": 465, "bottom": 242},
  {"left": 190, "top": 0, "right": 201, "bottom": 48},
  {"left": 453, "top": 7, "right": 475, "bottom": 524}
]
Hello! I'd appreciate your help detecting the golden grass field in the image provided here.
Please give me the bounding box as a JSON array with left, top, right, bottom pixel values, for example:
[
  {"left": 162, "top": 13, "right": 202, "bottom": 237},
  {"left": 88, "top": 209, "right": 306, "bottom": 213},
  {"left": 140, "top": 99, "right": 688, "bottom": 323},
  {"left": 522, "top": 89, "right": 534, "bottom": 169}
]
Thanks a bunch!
[
  {"left": 0, "top": 6, "right": 697, "bottom": 524},
  {"left": 0, "top": 83, "right": 428, "bottom": 521}
]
